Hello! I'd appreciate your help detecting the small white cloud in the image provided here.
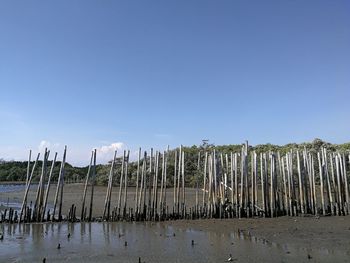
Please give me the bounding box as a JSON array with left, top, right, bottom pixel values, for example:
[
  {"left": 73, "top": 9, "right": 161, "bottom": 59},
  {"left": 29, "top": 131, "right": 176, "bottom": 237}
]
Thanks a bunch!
[
  {"left": 38, "top": 140, "right": 51, "bottom": 152},
  {"left": 38, "top": 140, "right": 61, "bottom": 153},
  {"left": 95, "top": 142, "right": 124, "bottom": 162}
]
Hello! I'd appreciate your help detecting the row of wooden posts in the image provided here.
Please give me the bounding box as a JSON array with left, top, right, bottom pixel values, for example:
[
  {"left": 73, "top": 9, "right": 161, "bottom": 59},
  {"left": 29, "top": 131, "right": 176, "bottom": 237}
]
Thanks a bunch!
[{"left": 1, "top": 142, "right": 349, "bottom": 223}]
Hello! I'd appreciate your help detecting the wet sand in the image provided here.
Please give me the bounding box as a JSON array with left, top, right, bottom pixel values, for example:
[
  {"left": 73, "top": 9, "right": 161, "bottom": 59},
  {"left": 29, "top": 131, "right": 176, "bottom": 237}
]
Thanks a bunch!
[
  {"left": 168, "top": 216, "right": 350, "bottom": 260},
  {"left": 0, "top": 217, "right": 349, "bottom": 262},
  {"left": 1, "top": 184, "right": 350, "bottom": 262}
]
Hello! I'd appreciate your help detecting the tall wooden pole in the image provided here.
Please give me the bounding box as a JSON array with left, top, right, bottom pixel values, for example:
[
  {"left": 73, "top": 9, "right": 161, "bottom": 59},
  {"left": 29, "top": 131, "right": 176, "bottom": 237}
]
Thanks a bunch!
[
  {"left": 88, "top": 149, "right": 96, "bottom": 221},
  {"left": 42, "top": 152, "right": 57, "bottom": 221},
  {"left": 81, "top": 151, "right": 93, "bottom": 220}
]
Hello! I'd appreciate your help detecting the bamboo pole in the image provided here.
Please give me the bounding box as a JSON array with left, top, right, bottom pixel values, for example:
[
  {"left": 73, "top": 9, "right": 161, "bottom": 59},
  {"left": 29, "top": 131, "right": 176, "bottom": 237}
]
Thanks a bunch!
[
  {"left": 81, "top": 151, "right": 93, "bottom": 220},
  {"left": 103, "top": 150, "right": 117, "bottom": 220},
  {"left": 173, "top": 150, "right": 177, "bottom": 212},
  {"left": 195, "top": 151, "right": 201, "bottom": 216},
  {"left": 88, "top": 149, "right": 96, "bottom": 221},
  {"left": 53, "top": 146, "right": 66, "bottom": 221},
  {"left": 177, "top": 148, "right": 181, "bottom": 215},
  {"left": 181, "top": 150, "right": 185, "bottom": 217},
  {"left": 123, "top": 150, "right": 130, "bottom": 217},
  {"left": 117, "top": 151, "right": 126, "bottom": 215},
  {"left": 20, "top": 153, "right": 40, "bottom": 221},
  {"left": 41, "top": 152, "right": 57, "bottom": 221},
  {"left": 323, "top": 148, "right": 333, "bottom": 215},
  {"left": 25, "top": 150, "right": 32, "bottom": 185},
  {"left": 203, "top": 151, "right": 208, "bottom": 208},
  {"left": 135, "top": 148, "right": 141, "bottom": 214},
  {"left": 342, "top": 153, "right": 349, "bottom": 214},
  {"left": 297, "top": 151, "right": 304, "bottom": 214},
  {"left": 34, "top": 148, "right": 48, "bottom": 220},
  {"left": 317, "top": 152, "right": 326, "bottom": 215}
]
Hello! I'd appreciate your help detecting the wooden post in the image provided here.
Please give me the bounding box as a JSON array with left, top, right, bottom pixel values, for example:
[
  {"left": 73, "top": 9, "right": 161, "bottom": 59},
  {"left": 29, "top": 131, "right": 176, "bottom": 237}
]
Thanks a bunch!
[
  {"left": 81, "top": 151, "right": 93, "bottom": 220},
  {"left": 317, "top": 152, "right": 326, "bottom": 215},
  {"left": 135, "top": 148, "right": 141, "bottom": 214},
  {"left": 88, "top": 149, "right": 96, "bottom": 221},
  {"left": 34, "top": 148, "right": 48, "bottom": 220},
  {"left": 117, "top": 151, "right": 126, "bottom": 216},
  {"left": 103, "top": 150, "right": 117, "bottom": 220},
  {"left": 297, "top": 151, "right": 304, "bottom": 214},
  {"left": 25, "top": 150, "right": 32, "bottom": 185},
  {"left": 53, "top": 146, "right": 66, "bottom": 221},
  {"left": 173, "top": 150, "right": 177, "bottom": 214},
  {"left": 123, "top": 150, "right": 130, "bottom": 218},
  {"left": 20, "top": 153, "right": 40, "bottom": 221},
  {"left": 42, "top": 152, "right": 57, "bottom": 221},
  {"left": 203, "top": 151, "right": 208, "bottom": 208},
  {"left": 260, "top": 153, "right": 265, "bottom": 217},
  {"left": 195, "top": 151, "right": 201, "bottom": 217},
  {"left": 342, "top": 153, "right": 349, "bottom": 214}
]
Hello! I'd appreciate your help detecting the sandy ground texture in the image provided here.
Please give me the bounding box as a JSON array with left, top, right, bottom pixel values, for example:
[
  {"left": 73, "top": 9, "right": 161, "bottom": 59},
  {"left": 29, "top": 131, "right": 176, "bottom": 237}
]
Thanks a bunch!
[
  {"left": 167, "top": 216, "right": 350, "bottom": 260},
  {"left": 1, "top": 183, "right": 350, "bottom": 262}
]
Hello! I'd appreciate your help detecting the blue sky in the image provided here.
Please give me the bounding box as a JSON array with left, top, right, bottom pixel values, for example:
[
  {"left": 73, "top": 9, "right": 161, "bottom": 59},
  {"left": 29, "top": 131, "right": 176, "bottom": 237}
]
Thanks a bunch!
[{"left": 0, "top": 1, "right": 349, "bottom": 165}]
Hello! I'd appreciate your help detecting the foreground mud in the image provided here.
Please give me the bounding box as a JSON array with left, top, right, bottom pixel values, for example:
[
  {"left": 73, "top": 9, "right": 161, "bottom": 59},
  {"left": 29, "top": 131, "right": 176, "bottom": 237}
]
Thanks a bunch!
[{"left": 0, "top": 216, "right": 349, "bottom": 263}]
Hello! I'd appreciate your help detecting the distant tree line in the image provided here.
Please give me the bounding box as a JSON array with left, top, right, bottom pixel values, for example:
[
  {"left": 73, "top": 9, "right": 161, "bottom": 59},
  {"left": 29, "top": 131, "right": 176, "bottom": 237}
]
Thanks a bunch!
[{"left": 0, "top": 139, "right": 349, "bottom": 186}]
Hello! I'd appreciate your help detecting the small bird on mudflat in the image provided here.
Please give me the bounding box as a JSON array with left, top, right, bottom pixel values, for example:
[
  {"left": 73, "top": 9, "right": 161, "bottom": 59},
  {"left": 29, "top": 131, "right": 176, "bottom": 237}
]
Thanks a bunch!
[
  {"left": 42, "top": 258, "right": 46, "bottom": 263},
  {"left": 67, "top": 233, "right": 71, "bottom": 239},
  {"left": 227, "top": 253, "right": 236, "bottom": 262},
  {"left": 57, "top": 243, "right": 61, "bottom": 249}
]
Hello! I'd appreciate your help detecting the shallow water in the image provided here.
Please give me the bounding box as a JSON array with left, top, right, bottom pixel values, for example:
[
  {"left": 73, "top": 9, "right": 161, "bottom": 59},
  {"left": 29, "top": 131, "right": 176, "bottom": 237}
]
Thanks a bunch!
[
  {"left": 1, "top": 221, "right": 344, "bottom": 263},
  {"left": 0, "top": 184, "right": 27, "bottom": 193}
]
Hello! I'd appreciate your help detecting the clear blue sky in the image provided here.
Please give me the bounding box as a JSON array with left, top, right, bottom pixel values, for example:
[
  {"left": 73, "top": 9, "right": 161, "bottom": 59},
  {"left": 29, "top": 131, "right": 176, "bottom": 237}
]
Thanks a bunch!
[{"left": 0, "top": 1, "right": 349, "bottom": 165}]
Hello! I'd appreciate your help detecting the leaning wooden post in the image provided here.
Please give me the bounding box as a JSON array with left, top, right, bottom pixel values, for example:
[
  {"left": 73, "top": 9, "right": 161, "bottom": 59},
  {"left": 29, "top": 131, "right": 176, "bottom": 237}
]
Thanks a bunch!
[
  {"left": 52, "top": 147, "right": 66, "bottom": 221},
  {"left": 138, "top": 153, "right": 147, "bottom": 217},
  {"left": 20, "top": 153, "right": 40, "bottom": 222},
  {"left": 103, "top": 150, "right": 117, "bottom": 220},
  {"left": 41, "top": 152, "right": 58, "bottom": 221},
  {"left": 58, "top": 146, "right": 67, "bottom": 221},
  {"left": 81, "top": 152, "right": 93, "bottom": 220},
  {"left": 25, "top": 150, "right": 32, "bottom": 185},
  {"left": 88, "top": 149, "right": 96, "bottom": 221},
  {"left": 159, "top": 151, "right": 165, "bottom": 218},
  {"left": 33, "top": 149, "right": 47, "bottom": 220}
]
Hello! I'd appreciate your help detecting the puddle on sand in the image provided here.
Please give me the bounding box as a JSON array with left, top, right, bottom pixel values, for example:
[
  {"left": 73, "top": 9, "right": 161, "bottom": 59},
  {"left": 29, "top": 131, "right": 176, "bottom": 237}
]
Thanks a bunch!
[{"left": 0, "top": 222, "right": 348, "bottom": 263}]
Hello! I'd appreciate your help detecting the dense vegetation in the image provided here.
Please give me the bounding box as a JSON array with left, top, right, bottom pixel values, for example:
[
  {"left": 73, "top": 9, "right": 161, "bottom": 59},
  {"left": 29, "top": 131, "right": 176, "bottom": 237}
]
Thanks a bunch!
[{"left": 1, "top": 139, "right": 349, "bottom": 186}]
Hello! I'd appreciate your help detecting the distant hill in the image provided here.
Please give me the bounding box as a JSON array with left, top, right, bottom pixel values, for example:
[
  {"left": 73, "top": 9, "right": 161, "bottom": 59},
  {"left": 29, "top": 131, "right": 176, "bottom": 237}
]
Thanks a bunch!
[{"left": 0, "top": 139, "right": 349, "bottom": 186}]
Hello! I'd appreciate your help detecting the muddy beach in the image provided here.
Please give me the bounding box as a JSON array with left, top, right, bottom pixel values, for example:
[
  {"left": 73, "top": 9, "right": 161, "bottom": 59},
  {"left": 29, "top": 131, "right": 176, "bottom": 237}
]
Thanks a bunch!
[
  {"left": 1, "top": 183, "right": 350, "bottom": 262},
  {"left": 0, "top": 216, "right": 349, "bottom": 263}
]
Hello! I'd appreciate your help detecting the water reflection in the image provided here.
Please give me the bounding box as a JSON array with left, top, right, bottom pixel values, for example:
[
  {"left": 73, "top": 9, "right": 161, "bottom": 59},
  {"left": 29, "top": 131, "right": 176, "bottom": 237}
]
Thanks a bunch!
[{"left": 0, "top": 222, "right": 347, "bottom": 263}]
